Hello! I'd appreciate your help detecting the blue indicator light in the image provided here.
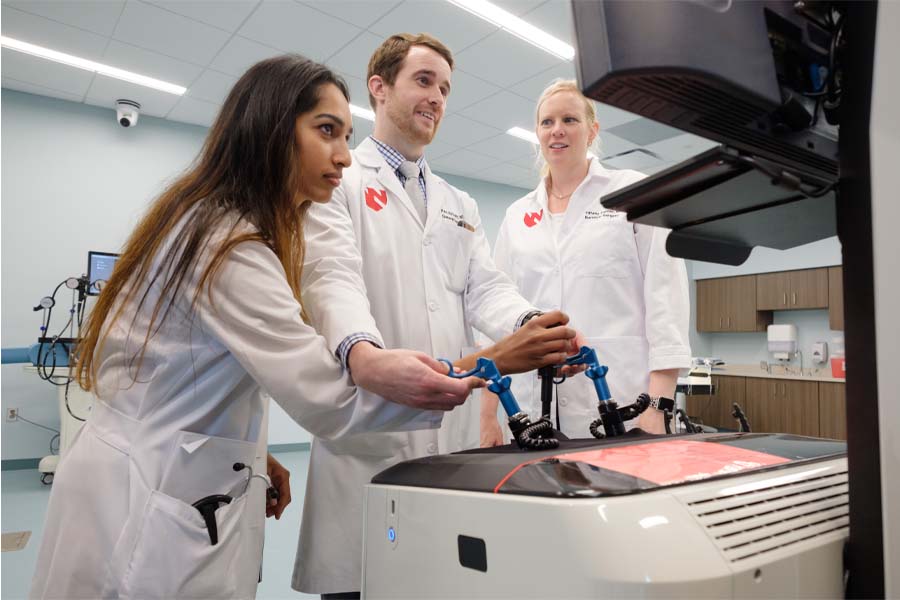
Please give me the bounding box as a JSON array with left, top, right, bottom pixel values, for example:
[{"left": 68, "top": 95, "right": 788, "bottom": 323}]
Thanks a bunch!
[{"left": 387, "top": 527, "right": 396, "bottom": 542}]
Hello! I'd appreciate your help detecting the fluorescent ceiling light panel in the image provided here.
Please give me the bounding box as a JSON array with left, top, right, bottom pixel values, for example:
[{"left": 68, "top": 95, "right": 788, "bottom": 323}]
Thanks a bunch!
[
  {"left": 1, "top": 36, "right": 186, "bottom": 95},
  {"left": 507, "top": 126, "right": 538, "bottom": 144},
  {"left": 349, "top": 104, "right": 375, "bottom": 121},
  {"left": 446, "top": 0, "right": 575, "bottom": 60}
]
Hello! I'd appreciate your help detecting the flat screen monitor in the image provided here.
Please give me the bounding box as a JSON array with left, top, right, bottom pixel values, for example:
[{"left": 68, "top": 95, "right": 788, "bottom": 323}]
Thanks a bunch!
[{"left": 87, "top": 251, "right": 119, "bottom": 296}]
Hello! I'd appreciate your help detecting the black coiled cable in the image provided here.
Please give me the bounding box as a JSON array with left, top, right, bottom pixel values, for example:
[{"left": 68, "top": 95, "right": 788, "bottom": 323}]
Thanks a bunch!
[
  {"left": 516, "top": 419, "right": 559, "bottom": 450},
  {"left": 589, "top": 418, "right": 606, "bottom": 439}
]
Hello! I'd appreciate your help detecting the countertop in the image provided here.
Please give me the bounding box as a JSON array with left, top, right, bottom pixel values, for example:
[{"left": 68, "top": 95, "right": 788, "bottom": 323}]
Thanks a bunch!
[{"left": 703, "top": 363, "right": 845, "bottom": 384}]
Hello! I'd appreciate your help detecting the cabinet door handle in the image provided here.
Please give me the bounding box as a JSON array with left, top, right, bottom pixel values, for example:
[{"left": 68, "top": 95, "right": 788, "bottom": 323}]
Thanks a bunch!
[
  {"left": 772, "top": 383, "right": 777, "bottom": 397},
  {"left": 782, "top": 383, "right": 787, "bottom": 395},
  {"left": 783, "top": 292, "right": 787, "bottom": 305},
  {"left": 719, "top": 317, "right": 722, "bottom": 328},
  {"left": 792, "top": 292, "right": 797, "bottom": 305},
  {"left": 727, "top": 317, "right": 731, "bottom": 328}
]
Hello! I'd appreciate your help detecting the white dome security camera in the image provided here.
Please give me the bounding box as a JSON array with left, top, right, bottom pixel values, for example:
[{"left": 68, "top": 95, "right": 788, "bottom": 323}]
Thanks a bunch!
[{"left": 116, "top": 99, "right": 141, "bottom": 128}]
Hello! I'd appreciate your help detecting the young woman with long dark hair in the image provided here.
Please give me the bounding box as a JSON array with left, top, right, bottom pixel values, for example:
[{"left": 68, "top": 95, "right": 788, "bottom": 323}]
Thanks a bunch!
[{"left": 29, "top": 55, "right": 481, "bottom": 600}]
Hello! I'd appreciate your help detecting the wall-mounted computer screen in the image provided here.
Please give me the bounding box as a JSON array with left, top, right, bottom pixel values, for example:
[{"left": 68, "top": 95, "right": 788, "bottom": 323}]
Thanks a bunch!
[{"left": 87, "top": 251, "right": 119, "bottom": 296}]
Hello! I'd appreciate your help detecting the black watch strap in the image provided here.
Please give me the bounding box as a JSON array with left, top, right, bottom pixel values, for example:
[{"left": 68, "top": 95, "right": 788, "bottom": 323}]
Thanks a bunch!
[{"left": 649, "top": 395, "right": 675, "bottom": 412}]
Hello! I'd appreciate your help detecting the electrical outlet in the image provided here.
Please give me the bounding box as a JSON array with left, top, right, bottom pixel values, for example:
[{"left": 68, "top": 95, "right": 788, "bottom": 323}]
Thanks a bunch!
[{"left": 6, "top": 408, "right": 18, "bottom": 422}]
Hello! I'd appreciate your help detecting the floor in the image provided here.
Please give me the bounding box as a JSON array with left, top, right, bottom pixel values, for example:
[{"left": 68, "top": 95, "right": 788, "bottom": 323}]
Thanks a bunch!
[{"left": 1, "top": 449, "right": 319, "bottom": 600}]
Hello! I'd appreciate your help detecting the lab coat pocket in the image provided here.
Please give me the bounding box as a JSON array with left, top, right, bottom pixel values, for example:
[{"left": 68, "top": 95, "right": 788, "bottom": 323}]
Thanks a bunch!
[
  {"left": 158, "top": 431, "right": 258, "bottom": 504},
  {"left": 432, "top": 222, "right": 471, "bottom": 293},
  {"left": 576, "top": 221, "right": 634, "bottom": 280},
  {"left": 119, "top": 489, "right": 250, "bottom": 599}
]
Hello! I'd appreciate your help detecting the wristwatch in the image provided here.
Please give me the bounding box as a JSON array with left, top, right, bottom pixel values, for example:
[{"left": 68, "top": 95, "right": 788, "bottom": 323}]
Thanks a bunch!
[{"left": 647, "top": 395, "right": 675, "bottom": 412}]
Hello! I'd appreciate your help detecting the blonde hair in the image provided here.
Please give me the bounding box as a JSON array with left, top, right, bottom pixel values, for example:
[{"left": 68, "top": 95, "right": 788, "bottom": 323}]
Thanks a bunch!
[{"left": 534, "top": 79, "right": 601, "bottom": 178}]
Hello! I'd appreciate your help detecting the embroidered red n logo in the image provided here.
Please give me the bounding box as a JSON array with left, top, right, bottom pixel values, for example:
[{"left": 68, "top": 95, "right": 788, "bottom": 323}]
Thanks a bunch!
[
  {"left": 365, "top": 187, "right": 388, "bottom": 212},
  {"left": 524, "top": 209, "right": 543, "bottom": 228}
]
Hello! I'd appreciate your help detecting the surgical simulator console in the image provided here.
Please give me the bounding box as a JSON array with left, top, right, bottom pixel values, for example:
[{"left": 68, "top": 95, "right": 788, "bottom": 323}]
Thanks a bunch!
[{"left": 361, "top": 2, "right": 857, "bottom": 597}]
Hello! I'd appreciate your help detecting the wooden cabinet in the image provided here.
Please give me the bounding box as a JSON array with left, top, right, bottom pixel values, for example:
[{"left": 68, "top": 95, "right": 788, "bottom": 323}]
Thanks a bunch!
[
  {"left": 756, "top": 268, "right": 829, "bottom": 310},
  {"left": 819, "top": 382, "right": 847, "bottom": 440},
  {"left": 756, "top": 271, "right": 792, "bottom": 310},
  {"left": 696, "top": 278, "right": 720, "bottom": 332},
  {"left": 686, "top": 376, "right": 746, "bottom": 430},
  {"left": 687, "top": 375, "right": 845, "bottom": 437},
  {"left": 828, "top": 266, "right": 844, "bottom": 330},
  {"left": 696, "top": 276, "right": 772, "bottom": 332},
  {"left": 744, "top": 377, "right": 819, "bottom": 436}
]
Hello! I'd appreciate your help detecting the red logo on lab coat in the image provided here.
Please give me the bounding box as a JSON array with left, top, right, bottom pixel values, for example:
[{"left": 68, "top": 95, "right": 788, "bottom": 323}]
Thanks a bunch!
[
  {"left": 365, "top": 187, "right": 388, "bottom": 212},
  {"left": 523, "top": 209, "right": 543, "bottom": 228}
]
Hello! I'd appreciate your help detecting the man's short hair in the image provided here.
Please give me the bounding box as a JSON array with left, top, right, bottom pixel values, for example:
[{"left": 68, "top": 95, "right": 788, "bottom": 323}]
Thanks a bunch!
[{"left": 367, "top": 33, "right": 454, "bottom": 108}]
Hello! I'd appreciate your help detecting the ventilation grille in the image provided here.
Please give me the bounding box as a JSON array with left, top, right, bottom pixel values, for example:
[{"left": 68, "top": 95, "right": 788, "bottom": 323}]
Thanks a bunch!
[
  {"left": 685, "top": 470, "right": 849, "bottom": 563},
  {"left": 594, "top": 75, "right": 838, "bottom": 176}
]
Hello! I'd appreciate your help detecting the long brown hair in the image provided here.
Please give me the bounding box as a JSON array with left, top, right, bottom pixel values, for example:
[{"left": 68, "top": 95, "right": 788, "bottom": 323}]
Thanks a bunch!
[{"left": 76, "top": 55, "right": 349, "bottom": 392}]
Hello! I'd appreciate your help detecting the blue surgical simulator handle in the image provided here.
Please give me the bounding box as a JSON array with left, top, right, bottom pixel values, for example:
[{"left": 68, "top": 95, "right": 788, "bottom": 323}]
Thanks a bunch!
[
  {"left": 440, "top": 357, "right": 523, "bottom": 417},
  {"left": 585, "top": 365, "right": 612, "bottom": 403},
  {"left": 564, "top": 346, "right": 613, "bottom": 404},
  {"left": 442, "top": 357, "right": 559, "bottom": 451}
]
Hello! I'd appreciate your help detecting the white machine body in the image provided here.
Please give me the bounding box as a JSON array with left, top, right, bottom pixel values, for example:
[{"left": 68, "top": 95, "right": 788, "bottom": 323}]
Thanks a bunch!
[{"left": 362, "top": 437, "right": 847, "bottom": 599}]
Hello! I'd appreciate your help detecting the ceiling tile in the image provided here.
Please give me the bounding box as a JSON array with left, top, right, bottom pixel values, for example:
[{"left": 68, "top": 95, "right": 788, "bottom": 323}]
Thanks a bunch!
[
  {"left": 508, "top": 61, "right": 576, "bottom": 103},
  {"left": 454, "top": 28, "right": 561, "bottom": 88},
  {"left": 368, "top": 0, "right": 498, "bottom": 53},
  {"left": 595, "top": 102, "right": 643, "bottom": 130},
  {"left": 640, "top": 160, "right": 679, "bottom": 176},
  {"left": 325, "top": 31, "right": 382, "bottom": 81},
  {"left": 457, "top": 90, "right": 536, "bottom": 132},
  {"left": 642, "top": 132, "right": 718, "bottom": 163},
  {"left": 113, "top": 1, "right": 230, "bottom": 65},
  {"left": 445, "top": 69, "right": 500, "bottom": 114},
  {"left": 602, "top": 150, "right": 664, "bottom": 172},
  {"left": 467, "top": 131, "right": 538, "bottom": 161},
  {"left": 102, "top": 40, "right": 202, "bottom": 88},
  {"left": 336, "top": 72, "right": 371, "bottom": 109},
  {"left": 2, "top": 76, "right": 85, "bottom": 103},
  {"left": 1, "top": 5, "right": 109, "bottom": 60},
  {"left": 208, "top": 35, "right": 282, "bottom": 77},
  {"left": 147, "top": 0, "right": 259, "bottom": 32},
  {"left": 5, "top": 0, "right": 125, "bottom": 36},
  {"left": 302, "top": 0, "right": 401, "bottom": 29},
  {"left": 434, "top": 113, "right": 501, "bottom": 149},
  {"left": 492, "top": 0, "right": 545, "bottom": 16},
  {"left": 596, "top": 132, "right": 640, "bottom": 160},
  {"left": 187, "top": 69, "right": 238, "bottom": 104},
  {"left": 605, "top": 118, "right": 685, "bottom": 147},
  {"left": 85, "top": 73, "right": 181, "bottom": 118},
  {"left": 0, "top": 0, "right": 677, "bottom": 190},
  {"left": 425, "top": 138, "right": 462, "bottom": 161},
  {"left": 167, "top": 95, "right": 219, "bottom": 127},
  {"left": 238, "top": 0, "right": 361, "bottom": 62},
  {"left": 520, "top": 0, "right": 574, "bottom": 45},
  {"left": 508, "top": 152, "right": 541, "bottom": 171},
  {"left": 1, "top": 49, "right": 94, "bottom": 97},
  {"left": 475, "top": 161, "right": 539, "bottom": 189},
  {"left": 429, "top": 148, "right": 496, "bottom": 177}
]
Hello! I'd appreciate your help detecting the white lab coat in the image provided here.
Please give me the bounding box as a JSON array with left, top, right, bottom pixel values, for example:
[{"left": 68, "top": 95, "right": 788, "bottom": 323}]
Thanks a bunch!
[
  {"left": 294, "top": 137, "right": 533, "bottom": 593},
  {"left": 491, "top": 158, "right": 691, "bottom": 437},
  {"left": 29, "top": 215, "right": 440, "bottom": 600}
]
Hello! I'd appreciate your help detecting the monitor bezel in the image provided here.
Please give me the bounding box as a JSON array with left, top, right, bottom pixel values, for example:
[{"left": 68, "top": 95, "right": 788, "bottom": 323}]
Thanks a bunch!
[{"left": 86, "top": 251, "right": 120, "bottom": 296}]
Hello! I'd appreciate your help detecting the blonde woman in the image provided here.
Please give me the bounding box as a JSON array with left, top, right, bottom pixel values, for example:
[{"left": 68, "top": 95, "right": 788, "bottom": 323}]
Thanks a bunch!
[{"left": 480, "top": 80, "right": 691, "bottom": 445}]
